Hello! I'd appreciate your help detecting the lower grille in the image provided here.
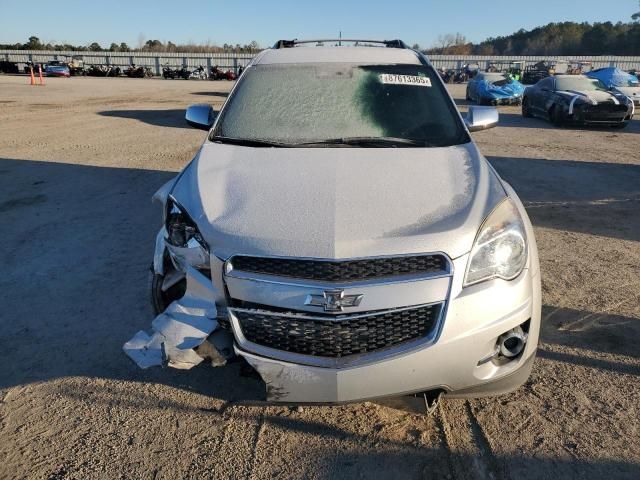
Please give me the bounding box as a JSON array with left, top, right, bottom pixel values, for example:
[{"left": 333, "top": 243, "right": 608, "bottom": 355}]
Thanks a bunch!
[
  {"left": 582, "top": 104, "right": 628, "bottom": 120},
  {"left": 584, "top": 103, "right": 627, "bottom": 113},
  {"left": 233, "top": 303, "right": 442, "bottom": 358}
]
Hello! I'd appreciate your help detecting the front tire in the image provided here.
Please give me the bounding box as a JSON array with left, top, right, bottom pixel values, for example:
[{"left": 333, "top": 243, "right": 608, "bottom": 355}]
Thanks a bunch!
[
  {"left": 149, "top": 264, "right": 186, "bottom": 315},
  {"left": 522, "top": 97, "right": 533, "bottom": 118},
  {"left": 549, "top": 105, "right": 564, "bottom": 126}
]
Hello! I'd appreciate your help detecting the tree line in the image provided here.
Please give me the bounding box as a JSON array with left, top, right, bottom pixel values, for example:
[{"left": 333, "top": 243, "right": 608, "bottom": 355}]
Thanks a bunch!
[
  {"left": 3, "top": 19, "right": 639, "bottom": 56},
  {"left": 422, "top": 21, "right": 640, "bottom": 56},
  {"left": 0, "top": 36, "right": 262, "bottom": 53}
]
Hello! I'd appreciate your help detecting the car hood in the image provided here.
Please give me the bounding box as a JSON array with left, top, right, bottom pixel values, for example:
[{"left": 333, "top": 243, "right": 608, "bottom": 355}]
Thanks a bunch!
[
  {"left": 170, "top": 141, "right": 506, "bottom": 260},
  {"left": 556, "top": 89, "right": 626, "bottom": 104}
]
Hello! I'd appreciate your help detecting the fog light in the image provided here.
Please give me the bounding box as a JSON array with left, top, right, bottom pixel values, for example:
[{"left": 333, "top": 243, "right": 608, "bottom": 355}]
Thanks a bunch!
[{"left": 498, "top": 326, "right": 527, "bottom": 358}]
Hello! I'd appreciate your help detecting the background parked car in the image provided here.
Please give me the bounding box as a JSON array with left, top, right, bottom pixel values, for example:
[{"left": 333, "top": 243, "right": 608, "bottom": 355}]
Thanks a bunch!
[
  {"left": 209, "top": 65, "right": 236, "bottom": 80},
  {"left": 124, "top": 65, "right": 153, "bottom": 78},
  {"left": 466, "top": 71, "right": 525, "bottom": 105},
  {"left": 522, "top": 74, "right": 634, "bottom": 128},
  {"left": 45, "top": 63, "right": 70, "bottom": 77},
  {"left": 86, "top": 64, "right": 121, "bottom": 77},
  {"left": 163, "top": 65, "right": 192, "bottom": 79},
  {"left": 0, "top": 60, "right": 20, "bottom": 74},
  {"left": 587, "top": 67, "right": 640, "bottom": 106}
]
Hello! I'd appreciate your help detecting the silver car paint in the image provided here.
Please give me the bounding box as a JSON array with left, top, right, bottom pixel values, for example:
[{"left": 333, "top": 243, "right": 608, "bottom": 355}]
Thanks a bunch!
[
  {"left": 235, "top": 184, "right": 541, "bottom": 402},
  {"left": 133, "top": 46, "right": 541, "bottom": 402},
  {"left": 239, "top": 253, "right": 540, "bottom": 403},
  {"left": 170, "top": 142, "right": 506, "bottom": 261}
]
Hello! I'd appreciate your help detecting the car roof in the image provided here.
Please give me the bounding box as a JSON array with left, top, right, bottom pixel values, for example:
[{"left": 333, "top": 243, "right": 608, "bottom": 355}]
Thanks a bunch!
[{"left": 254, "top": 46, "right": 424, "bottom": 66}]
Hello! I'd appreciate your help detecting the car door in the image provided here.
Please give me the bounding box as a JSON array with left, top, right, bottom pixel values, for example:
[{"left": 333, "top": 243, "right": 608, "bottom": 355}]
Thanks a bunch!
[{"left": 530, "top": 77, "right": 553, "bottom": 115}]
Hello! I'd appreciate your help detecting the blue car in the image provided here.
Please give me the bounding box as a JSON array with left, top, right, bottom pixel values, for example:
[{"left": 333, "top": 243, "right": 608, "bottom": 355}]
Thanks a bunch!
[
  {"left": 587, "top": 67, "right": 640, "bottom": 106},
  {"left": 466, "top": 72, "right": 525, "bottom": 105},
  {"left": 45, "top": 64, "right": 70, "bottom": 77}
]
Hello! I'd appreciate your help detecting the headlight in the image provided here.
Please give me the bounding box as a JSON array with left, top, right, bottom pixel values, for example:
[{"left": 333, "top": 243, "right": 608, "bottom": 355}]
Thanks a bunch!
[
  {"left": 165, "top": 197, "right": 208, "bottom": 251},
  {"left": 464, "top": 199, "right": 527, "bottom": 287}
]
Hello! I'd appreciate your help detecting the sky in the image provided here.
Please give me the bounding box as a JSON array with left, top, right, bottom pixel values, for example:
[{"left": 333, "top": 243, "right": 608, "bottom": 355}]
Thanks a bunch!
[{"left": 1, "top": 0, "right": 638, "bottom": 48}]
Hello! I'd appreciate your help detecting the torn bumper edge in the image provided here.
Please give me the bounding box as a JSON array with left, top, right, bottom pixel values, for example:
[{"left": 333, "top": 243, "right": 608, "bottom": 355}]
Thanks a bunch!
[{"left": 123, "top": 266, "right": 219, "bottom": 370}]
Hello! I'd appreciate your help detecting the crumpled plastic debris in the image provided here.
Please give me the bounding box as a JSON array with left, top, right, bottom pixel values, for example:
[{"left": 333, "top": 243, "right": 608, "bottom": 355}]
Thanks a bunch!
[
  {"left": 123, "top": 330, "right": 163, "bottom": 369},
  {"left": 123, "top": 267, "right": 219, "bottom": 370}
]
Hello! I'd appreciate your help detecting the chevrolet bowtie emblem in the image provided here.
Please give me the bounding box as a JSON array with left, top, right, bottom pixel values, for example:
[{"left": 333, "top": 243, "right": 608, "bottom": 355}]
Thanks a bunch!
[{"left": 305, "top": 289, "right": 364, "bottom": 312}]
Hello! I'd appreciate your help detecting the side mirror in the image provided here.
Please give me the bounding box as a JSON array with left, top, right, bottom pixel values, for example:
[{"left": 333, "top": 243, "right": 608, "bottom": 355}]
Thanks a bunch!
[
  {"left": 185, "top": 104, "right": 216, "bottom": 130},
  {"left": 465, "top": 106, "right": 499, "bottom": 132}
]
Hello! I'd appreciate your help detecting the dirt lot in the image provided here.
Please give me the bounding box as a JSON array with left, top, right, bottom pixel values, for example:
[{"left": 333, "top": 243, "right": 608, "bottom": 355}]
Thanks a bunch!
[{"left": 0, "top": 75, "right": 638, "bottom": 480}]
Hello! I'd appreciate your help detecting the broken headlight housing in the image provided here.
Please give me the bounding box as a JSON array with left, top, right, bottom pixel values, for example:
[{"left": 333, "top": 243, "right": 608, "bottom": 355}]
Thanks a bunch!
[
  {"left": 165, "top": 197, "right": 208, "bottom": 251},
  {"left": 464, "top": 199, "right": 527, "bottom": 287}
]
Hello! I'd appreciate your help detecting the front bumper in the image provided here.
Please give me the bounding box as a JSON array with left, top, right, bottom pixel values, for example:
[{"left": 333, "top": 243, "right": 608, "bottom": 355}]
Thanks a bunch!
[
  {"left": 481, "top": 95, "right": 522, "bottom": 106},
  {"left": 565, "top": 103, "right": 633, "bottom": 125},
  {"left": 233, "top": 253, "right": 541, "bottom": 403}
]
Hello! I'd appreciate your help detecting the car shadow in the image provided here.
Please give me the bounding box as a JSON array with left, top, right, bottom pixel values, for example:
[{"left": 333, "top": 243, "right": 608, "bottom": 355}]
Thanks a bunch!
[
  {"left": 44, "top": 380, "right": 640, "bottom": 479},
  {"left": 98, "top": 109, "right": 190, "bottom": 129},
  {"left": 487, "top": 156, "right": 640, "bottom": 242},
  {"left": 2, "top": 157, "right": 640, "bottom": 478},
  {"left": 190, "top": 91, "right": 229, "bottom": 98},
  {"left": 540, "top": 305, "right": 640, "bottom": 366},
  {"left": 0, "top": 157, "right": 264, "bottom": 399},
  {"left": 1, "top": 156, "right": 639, "bottom": 394}
]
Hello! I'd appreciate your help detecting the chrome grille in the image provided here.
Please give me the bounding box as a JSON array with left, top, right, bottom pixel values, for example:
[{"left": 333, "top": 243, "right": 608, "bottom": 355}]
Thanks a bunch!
[
  {"left": 233, "top": 304, "right": 442, "bottom": 358},
  {"left": 229, "top": 254, "right": 447, "bottom": 282}
]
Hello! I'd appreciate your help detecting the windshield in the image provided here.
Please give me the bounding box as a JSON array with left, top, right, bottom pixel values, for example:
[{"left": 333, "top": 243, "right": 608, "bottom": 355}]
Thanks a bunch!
[
  {"left": 212, "top": 63, "right": 467, "bottom": 147},
  {"left": 556, "top": 77, "right": 607, "bottom": 92}
]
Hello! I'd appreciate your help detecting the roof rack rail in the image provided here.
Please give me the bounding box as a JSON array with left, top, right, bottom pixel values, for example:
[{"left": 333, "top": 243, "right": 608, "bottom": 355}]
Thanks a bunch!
[{"left": 272, "top": 39, "right": 409, "bottom": 49}]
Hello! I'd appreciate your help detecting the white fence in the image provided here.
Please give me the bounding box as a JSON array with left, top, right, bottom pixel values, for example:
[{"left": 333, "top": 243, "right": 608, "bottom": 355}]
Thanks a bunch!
[
  {"left": 427, "top": 55, "right": 640, "bottom": 71},
  {"left": 2, "top": 50, "right": 639, "bottom": 75},
  {"left": 0, "top": 50, "right": 256, "bottom": 75}
]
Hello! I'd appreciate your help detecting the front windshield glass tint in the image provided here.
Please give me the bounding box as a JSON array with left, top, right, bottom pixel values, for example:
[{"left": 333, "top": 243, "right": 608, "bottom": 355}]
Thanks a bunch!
[
  {"left": 214, "top": 63, "right": 466, "bottom": 147},
  {"left": 556, "top": 77, "right": 606, "bottom": 91}
]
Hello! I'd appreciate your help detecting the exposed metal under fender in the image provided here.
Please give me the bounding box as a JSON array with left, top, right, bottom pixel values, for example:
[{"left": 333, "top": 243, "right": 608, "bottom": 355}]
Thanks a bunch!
[{"left": 123, "top": 267, "right": 219, "bottom": 370}]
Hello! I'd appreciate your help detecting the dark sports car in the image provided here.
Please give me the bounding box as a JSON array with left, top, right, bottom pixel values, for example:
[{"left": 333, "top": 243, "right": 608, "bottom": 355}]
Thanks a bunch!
[
  {"left": 466, "top": 72, "right": 525, "bottom": 105},
  {"left": 522, "top": 75, "right": 634, "bottom": 128}
]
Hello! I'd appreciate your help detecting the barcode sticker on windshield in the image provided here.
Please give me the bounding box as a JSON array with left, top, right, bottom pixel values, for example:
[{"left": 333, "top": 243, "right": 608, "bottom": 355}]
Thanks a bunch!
[{"left": 379, "top": 74, "right": 432, "bottom": 87}]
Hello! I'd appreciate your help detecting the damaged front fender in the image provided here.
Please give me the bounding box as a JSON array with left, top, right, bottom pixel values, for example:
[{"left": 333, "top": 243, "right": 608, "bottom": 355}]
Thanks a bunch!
[{"left": 152, "top": 177, "right": 177, "bottom": 207}]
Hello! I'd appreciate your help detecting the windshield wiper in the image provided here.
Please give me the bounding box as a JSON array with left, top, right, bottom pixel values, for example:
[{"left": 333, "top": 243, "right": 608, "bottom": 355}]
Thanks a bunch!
[
  {"left": 210, "top": 136, "right": 293, "bottom": 148},
  {"left": 211, "top": 135, "right": 435, "bottom": 148},
  {"left": 295, "top": 137, "right": 433, "bottom": 147}
]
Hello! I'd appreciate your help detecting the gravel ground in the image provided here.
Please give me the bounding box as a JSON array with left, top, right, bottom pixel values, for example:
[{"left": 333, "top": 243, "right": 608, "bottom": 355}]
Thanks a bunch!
[{"left": 0, "top": 76, "right": 638, "bottom": 480}]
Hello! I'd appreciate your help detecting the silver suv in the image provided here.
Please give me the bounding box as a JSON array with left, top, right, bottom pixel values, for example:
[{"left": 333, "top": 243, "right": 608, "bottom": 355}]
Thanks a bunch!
[{"left": 125, "top": 40, "right": 541, "bottom": 411}]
